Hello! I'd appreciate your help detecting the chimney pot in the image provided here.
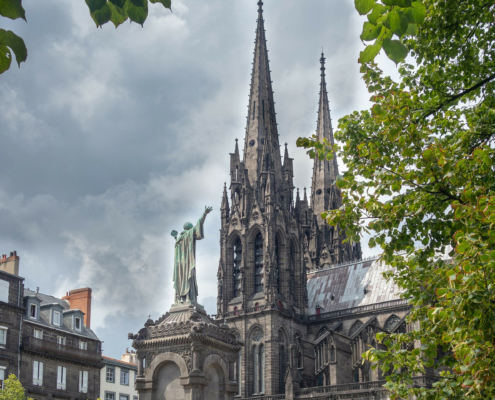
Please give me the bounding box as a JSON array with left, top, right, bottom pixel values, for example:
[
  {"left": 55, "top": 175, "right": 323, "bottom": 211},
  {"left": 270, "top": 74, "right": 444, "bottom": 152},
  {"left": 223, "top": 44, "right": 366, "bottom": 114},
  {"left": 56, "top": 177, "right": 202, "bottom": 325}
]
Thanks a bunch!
[
  {"left": 36, "top": 287, "right": 39, "bottom": 294},
  {"left": 10, "top": 252, "right": 13, "bottom": 257}
]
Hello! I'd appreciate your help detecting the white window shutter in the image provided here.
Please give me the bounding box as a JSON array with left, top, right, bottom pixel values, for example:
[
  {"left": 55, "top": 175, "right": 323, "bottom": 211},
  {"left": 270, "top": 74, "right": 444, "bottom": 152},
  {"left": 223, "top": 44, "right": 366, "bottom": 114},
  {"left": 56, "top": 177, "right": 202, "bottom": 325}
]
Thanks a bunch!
[
  {"left": 39, "top": 362, "right": 43, "bottom": 385},
  {"left": 32, "top": 361, "right": 38, "bottom": 384},
  {"left": 62, "top": 367, "right": 67, "bottom": 390},
  {"left": 84, "top": 370, "right": 88, "bottom": 393}
]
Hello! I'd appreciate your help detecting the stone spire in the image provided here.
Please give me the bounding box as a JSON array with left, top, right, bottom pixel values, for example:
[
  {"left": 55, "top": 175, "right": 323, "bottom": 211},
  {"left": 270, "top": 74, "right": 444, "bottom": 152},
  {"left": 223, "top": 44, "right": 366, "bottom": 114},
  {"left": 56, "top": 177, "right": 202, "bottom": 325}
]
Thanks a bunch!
[
  {"left": 221, "top": 183, "right": 229, "bottom": 214},
  {"left": 243, "top": 1, "right": 283, "bottom": 189},
  {"left": 310, "top": 53, "right": 340, "bottom": 222}
]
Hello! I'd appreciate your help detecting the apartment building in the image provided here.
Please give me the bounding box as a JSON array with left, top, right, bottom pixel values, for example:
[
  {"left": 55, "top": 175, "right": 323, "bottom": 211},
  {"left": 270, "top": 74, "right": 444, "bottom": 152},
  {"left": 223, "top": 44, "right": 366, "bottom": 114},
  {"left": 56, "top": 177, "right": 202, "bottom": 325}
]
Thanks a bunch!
[
  {"left": 101, "top": 350, "right": 138, "bottom": 400},
  {"left": 0, "top": 250, "right": 103, "bottom": 399}
]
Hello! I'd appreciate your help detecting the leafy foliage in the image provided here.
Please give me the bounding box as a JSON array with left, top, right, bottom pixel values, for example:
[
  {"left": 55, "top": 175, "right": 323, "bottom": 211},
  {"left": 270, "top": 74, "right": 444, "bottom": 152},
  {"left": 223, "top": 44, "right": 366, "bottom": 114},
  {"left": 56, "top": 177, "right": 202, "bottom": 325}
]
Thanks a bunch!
[
  {"left": 0, "top": 0, "right": 172, "bottom": 74},
  {"left": 0, "top": 0, "right": 27, "bottom": 74},
  {"left": 356, "top": 0, "right": 425, "bottom": 64},
  {"left": 298, "top": 0, "right": 495, "bottom": 398},
  {"left": 0, "top": 374, "right": 33, "bottom": 400}
]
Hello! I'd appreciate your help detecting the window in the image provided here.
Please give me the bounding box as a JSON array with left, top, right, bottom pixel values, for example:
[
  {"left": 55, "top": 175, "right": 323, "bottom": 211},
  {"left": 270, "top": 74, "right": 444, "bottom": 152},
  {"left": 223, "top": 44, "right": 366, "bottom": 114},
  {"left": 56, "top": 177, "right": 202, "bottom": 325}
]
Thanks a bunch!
[
  {"left": 254, "top": 232, "right": 264, "bottom": 293},
  {"left": 0, "top": 367, "right": 5, "bottom": 389},
  {"left": 57, "top": 336, "right": 66, "bottom": 346},
  {"left": 106, "top": 366, "right": 115, "bottom": 383},
  {"left": 105, "top": 394, "right": 115, "bottom": 400},
  {"left": 233, "top": 237, "right": 242, "bottom": 298},
  {"left": 79, "top": 341, "right": 87, "bottom": 350},
  {"left": 119, "top": 396, "right": 129, "bottom": 400},
  {"left": 0, "top": 280, "right": 8, "bottom": 303},
  {"left": 57, "top": 366, "right": 67, "bottom": 390},
  {"left": 0, "top": 327, "right": 7, "bottom": 346},
  {"left": 120, "top": 369, "right": 129, "bottom": 385},
  {"left": 33, "top": 361, "right": 43, "bottom": 386},
  {"left": 29, "top": 304, "right": 37, "bottom": 319},
  {"left": 134, "top": 397, "right": 138, "bottom": 400},
  {"left": 75, "top": 317, "right": 82, "bottom": 331},
  {"left": 53, "top": 311, "right": 61, "bottom": 326},
  {"left": 275, "top": 236, "right": 280, "bottom": 290},
  {"left": 34, "top": 329, "right": 43, "bottom": 339},
  {"left": 79, "top": 370, "right": 88, "bottom": 393},
  {"left": 253, "top": 344, "right": 265, "bottom": 394}
]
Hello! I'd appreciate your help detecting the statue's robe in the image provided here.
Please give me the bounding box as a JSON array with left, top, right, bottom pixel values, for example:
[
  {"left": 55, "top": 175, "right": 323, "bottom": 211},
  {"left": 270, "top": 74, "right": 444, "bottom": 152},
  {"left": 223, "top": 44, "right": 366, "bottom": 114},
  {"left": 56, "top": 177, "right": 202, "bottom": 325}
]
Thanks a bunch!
[{"left": 173, "top": 217, "right": 204, "bottom": 302}]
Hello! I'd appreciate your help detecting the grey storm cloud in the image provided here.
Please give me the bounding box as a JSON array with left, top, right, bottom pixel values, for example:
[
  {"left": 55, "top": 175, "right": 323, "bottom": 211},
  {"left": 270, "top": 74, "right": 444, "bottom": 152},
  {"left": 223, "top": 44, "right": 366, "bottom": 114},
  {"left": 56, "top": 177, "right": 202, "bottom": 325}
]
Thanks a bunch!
[{"left": 0, "top": 0, "right": 377, "bottom": 358}]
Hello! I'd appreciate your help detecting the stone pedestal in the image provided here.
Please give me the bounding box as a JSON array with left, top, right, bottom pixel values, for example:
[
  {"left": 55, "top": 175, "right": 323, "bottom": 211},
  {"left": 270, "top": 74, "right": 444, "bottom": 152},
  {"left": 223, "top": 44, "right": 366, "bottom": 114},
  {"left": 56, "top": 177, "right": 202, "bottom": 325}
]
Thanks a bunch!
[{"left": 130, "top": 301, "right": 243, "bottom": 400}]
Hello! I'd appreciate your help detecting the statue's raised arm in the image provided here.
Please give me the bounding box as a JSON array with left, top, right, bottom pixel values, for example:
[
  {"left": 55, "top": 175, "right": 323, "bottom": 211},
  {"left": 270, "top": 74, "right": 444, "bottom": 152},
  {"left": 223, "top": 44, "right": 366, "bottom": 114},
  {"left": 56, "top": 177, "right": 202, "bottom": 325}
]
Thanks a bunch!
[{"left": 172, "top": 206, "right": 213, "bottom": 304}]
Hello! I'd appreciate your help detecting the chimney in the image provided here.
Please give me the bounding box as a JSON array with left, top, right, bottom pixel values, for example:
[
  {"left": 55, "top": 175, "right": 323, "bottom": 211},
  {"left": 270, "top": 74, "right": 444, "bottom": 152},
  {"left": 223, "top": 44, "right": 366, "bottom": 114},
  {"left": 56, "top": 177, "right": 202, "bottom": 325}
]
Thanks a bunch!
[
  {"left": 121, "top": 350, "right": 137, "bottom": 365},
  {"left": 62, "top": 288, "right": 92, "bottom": 328},
  {"left": 0, "top": 251, "right": 20, "bottom": 276}
]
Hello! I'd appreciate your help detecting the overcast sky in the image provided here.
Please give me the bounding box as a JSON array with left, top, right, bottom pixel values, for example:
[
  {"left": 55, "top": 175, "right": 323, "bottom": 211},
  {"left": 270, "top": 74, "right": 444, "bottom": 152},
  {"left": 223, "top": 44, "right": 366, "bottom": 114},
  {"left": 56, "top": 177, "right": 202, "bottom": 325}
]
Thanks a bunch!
[{"left": 0, "top": 0, "right": 390, "bottom": 358}]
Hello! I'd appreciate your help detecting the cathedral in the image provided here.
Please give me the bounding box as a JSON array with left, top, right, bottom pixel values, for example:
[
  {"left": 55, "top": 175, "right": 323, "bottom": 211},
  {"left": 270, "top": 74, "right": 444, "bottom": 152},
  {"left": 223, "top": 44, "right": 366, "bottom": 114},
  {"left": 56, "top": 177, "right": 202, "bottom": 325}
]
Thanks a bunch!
[
  {"left": 131, "top": 2, "right": 422, "bottom": 399},
  {"left": 215, "top": 1, "right": 412, "bottom": 398}
]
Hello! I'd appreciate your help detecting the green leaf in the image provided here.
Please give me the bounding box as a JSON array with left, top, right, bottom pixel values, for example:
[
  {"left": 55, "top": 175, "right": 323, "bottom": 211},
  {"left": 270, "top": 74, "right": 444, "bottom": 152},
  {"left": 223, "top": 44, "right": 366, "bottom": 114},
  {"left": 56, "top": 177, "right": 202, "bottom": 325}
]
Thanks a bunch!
[
  {"left": 456, "top": 242, "right": 470, "bottom": 254},
  {"left": 150, "top": 0, "right": 172, "bottom": 9},
  {"left": 359, "top": 42, "right": 382, "bottom": 63},
  {"left": 382, "top": 38, "right": 408, "bottom": 64},
  {"left": 388, "top": 10, "right": 401, "bottom": 32},
  {"left": 109, "top": 0, "right": 126, "bottom": 7},
  {"left": 0, "top": 45, "right": 13, "bottom": 74},
  {"left": 368, "top": 3, "right": 387, "bottom": 25},
  {"left": 355, "top": 0, "right": 375, "bottom": 15},
  {"left": 0, "top": 30, "right": 27, "bottom": 68},
  {"left": 0, "top": 0, "right": 26, "bottom": 21},
  {"left": 382, "top": 0, "right": 401, "bottom": 5},
  {"left": 126, "top": 0, "right": 148, "bottom": 26},
  {"left": 402, "top": 22, "right": 417, "bottom": 36},
  {"left": 410, "top": 1, "right": 426, "bottom": 24},
  {"left": 361, "top": 22, "right": 382, "bottom": 41},
  {"left": 108, "top": 1, "right": 128, "bottom": 27},
  {"left": 85, "top": 0, "right": 107, "bottom": 14},
  {"left": 92, "top": 3, "right": 112, "bottom": 27}
]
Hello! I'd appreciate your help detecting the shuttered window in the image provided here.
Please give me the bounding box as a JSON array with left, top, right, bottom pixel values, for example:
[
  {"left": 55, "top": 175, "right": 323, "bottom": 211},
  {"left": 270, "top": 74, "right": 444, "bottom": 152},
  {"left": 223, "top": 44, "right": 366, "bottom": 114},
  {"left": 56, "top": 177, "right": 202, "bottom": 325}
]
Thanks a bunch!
[
  {"left": 33, "top": 361, "right": 43, "bottom": 385},
  {"left": 57, "top": 366, "right": 67, "bottom": 390},
  {"left": 79, "top": 370, "right": 88, "bottom": 393},
  {"left": 0, "top": 280, "right": 8, "bottom": 303}
]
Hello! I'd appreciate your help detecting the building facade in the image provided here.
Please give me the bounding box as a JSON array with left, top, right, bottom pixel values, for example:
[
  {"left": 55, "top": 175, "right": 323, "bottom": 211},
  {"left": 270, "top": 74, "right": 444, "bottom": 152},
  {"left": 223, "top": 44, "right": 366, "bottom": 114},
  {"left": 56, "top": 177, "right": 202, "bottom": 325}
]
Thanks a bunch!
[
  {"left": 0, "top": 252, "right": 103, "bottom": 400},
  {"left": 0, "top": 252, "right": 24, "bottom": 389},
  {"left": 101, "top": 351, "right": 138, "bottom": 400}
]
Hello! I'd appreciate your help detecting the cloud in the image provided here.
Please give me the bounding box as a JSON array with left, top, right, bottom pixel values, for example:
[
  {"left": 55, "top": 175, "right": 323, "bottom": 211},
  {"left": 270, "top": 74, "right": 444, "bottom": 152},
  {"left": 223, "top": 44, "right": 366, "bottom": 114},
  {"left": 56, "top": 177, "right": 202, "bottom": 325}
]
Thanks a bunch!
[{"left": 0, "top": 0, "right": 375, "bottom": 358}]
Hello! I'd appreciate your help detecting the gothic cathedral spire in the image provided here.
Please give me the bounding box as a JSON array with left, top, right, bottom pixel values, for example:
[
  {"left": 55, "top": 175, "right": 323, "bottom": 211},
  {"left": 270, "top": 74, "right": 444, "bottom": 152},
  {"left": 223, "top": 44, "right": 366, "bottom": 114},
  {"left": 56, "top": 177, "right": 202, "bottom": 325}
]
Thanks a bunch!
[
  {"left": 310, "top": 53, "right": 340, "bottom": 225},
  {"left": 243, "top": 0, "right": 282, "bottom": 189}
]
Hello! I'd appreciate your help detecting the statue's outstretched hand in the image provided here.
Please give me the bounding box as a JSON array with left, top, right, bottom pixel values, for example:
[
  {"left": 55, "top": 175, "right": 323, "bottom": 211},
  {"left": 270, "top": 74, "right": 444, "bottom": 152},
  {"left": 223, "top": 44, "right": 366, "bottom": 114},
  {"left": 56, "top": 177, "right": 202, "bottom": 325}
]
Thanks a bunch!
[
  {"left": 205, "top": 206, "right": 213, "bottom": 215},
  {"left": 171, "top": 230, "right": 178, "bottom": 240}
]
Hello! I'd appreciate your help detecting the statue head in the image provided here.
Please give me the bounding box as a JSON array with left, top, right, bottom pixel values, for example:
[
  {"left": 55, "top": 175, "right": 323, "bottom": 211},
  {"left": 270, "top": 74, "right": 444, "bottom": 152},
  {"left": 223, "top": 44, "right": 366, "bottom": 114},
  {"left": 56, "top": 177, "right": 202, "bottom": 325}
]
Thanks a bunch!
[{"left": 183, "top": 222, "right": 193, "bottom": 230}]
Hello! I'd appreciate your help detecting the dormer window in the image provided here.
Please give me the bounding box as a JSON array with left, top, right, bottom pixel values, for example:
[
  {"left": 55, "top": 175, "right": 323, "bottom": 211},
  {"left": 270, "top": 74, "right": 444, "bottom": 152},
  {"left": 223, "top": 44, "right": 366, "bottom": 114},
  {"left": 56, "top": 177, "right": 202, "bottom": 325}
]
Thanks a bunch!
[
  {"left": 75, "top": 317, "right": 81, "bottom": 331},
  {"left": 79, "top": 341, "right": 87, "bottom": 350},
  {"left": 53, "top": 311, "right": 61, "bottom": 326},
  {"left": 29, "top": 304, "right": 37, "bottom": 319}
]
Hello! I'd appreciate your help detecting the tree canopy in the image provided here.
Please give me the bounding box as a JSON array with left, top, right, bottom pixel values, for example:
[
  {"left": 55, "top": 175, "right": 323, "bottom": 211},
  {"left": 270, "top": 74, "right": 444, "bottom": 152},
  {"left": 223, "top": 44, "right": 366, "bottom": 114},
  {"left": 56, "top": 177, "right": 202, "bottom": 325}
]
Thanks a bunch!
[
  {"left": 298, "top": 0, "right": 495, "bottom": 398},
  {"left": 0, "top": 374, "right": 32, "bottom": 400},
  {"left": 0, "top": 0, "right": 172, "bottom": 74}
]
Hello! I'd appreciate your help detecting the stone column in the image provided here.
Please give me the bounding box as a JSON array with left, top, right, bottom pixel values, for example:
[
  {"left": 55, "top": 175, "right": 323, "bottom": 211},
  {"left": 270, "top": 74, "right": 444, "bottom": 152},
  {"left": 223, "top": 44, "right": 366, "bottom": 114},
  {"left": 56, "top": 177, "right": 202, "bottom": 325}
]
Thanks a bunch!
[{"left": 137, "top": 355, "right": 144, "bottom": 377}]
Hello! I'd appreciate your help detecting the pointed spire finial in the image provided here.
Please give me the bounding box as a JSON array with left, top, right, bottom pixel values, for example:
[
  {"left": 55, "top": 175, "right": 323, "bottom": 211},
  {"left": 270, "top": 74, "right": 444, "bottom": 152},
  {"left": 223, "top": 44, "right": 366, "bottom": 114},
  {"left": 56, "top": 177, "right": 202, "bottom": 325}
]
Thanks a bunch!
[
  {"left": 258, "top": 0, "right": 263, "bottom": 12},
  {"left": 320, "top": 52, "right": 326, "bottom": 72}
]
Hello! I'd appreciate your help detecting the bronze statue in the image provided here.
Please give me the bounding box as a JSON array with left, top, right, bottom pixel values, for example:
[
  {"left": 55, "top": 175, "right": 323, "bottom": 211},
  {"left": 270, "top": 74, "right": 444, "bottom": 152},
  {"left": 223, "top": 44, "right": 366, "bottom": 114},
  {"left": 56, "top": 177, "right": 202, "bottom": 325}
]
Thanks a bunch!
[{"left": 171, "top": 206, "right": 212, "bottom": 303}]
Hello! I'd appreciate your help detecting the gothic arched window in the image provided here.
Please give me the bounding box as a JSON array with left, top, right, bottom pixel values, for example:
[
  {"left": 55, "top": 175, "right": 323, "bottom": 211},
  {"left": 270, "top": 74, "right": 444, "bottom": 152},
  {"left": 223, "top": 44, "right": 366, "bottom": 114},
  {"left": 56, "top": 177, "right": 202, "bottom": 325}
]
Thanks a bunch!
[
  {"left": 254, "top": 232, "right": 264, "bottom": 293},
  {"left": 260, "top": 344, "right": 265, "bottom": 393},
  {"left": 275, "top": 236, "right": 280, "bottom": 290},
  {"left": 233, "top": 237, "right": 242, "bottom": 298},
  {"left": 279, "top": 345, "right": 286, "bottom": 394},
  {"left": 349, "top": 320, "right": 364, "bottom": 337},
  {"left": 251, "top": 328, "right": 264, "bottom": 395}
]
